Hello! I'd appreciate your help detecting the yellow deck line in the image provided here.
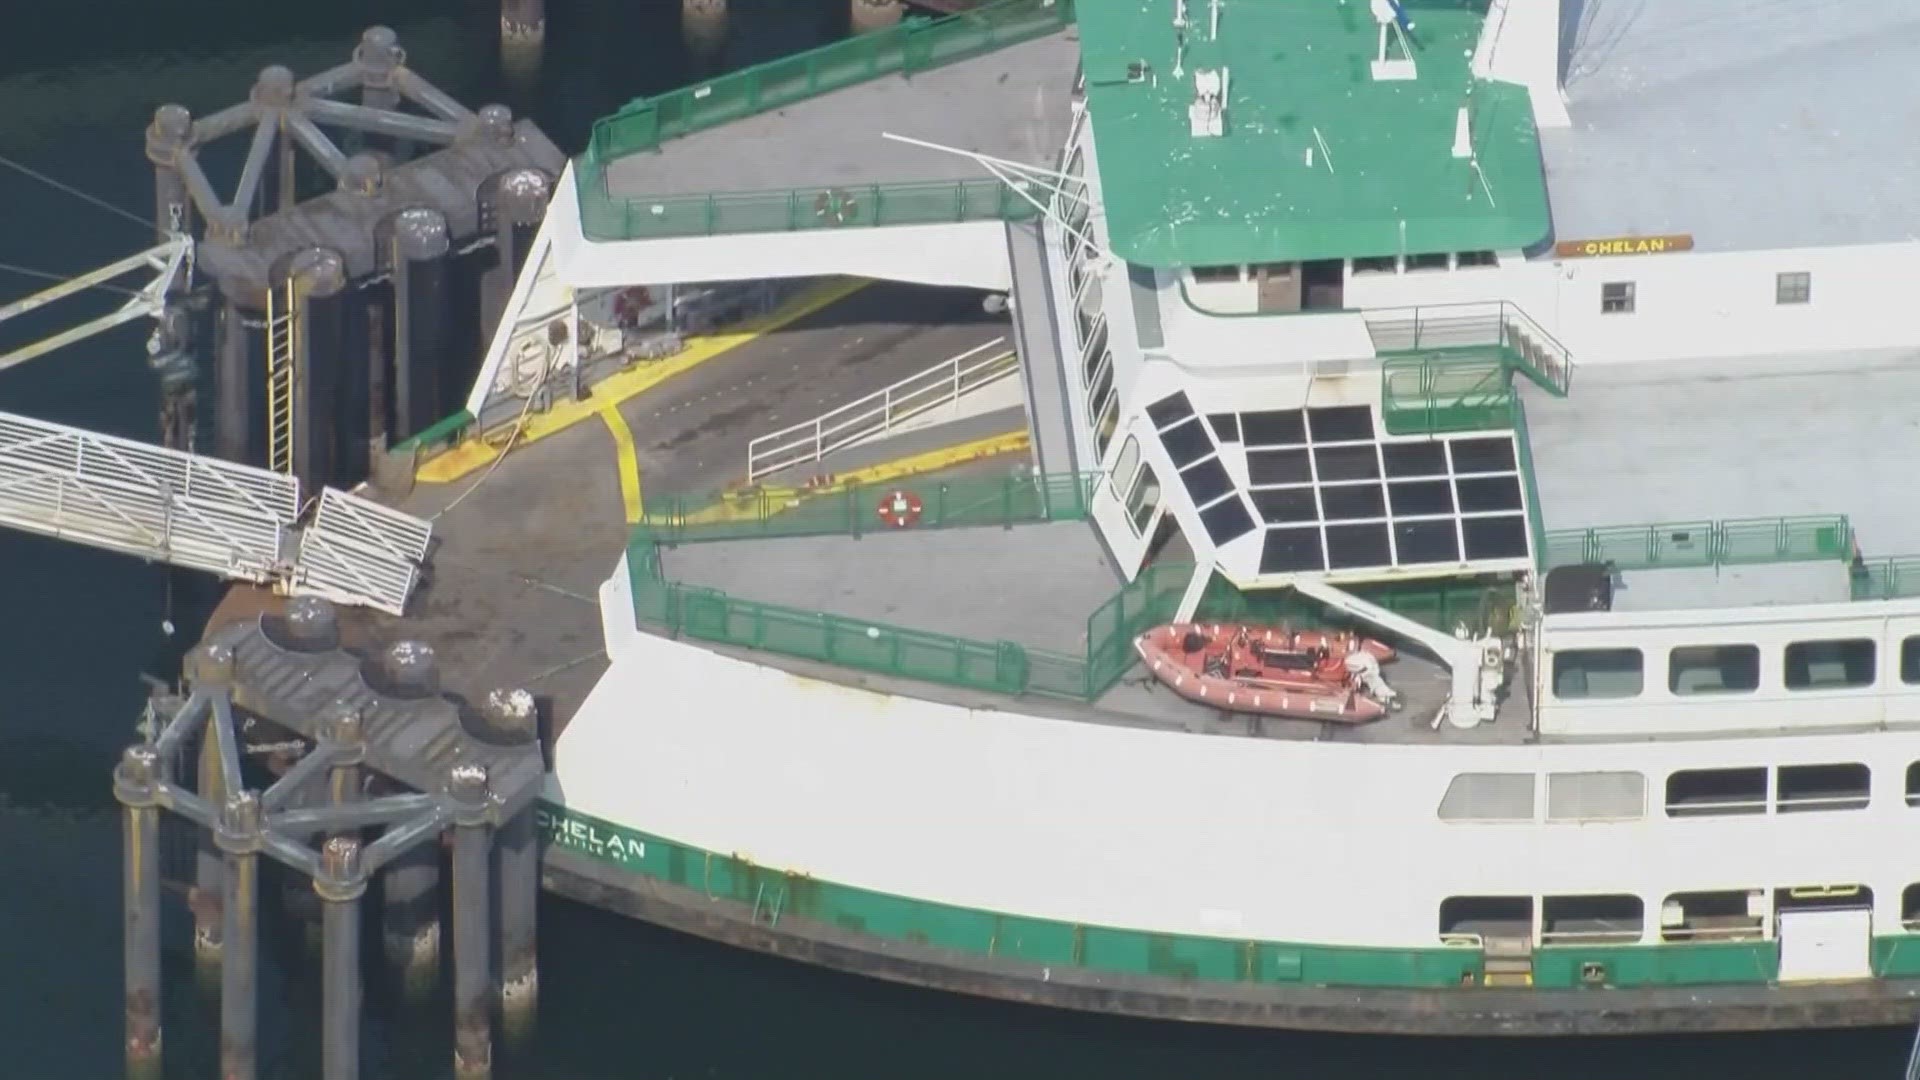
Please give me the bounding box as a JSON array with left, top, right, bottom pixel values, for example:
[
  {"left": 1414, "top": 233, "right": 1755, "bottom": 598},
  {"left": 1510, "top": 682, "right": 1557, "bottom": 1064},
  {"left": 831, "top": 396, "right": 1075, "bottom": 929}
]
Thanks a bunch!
[
  {"left": 678, "top": 429, "right": 1032, "bottom": 525},
  {"left": 417, "top": 276, "right": 870, "bottom": 484},
  {"left": 597, "top": 402, "right": 645, "bottom": 523}
]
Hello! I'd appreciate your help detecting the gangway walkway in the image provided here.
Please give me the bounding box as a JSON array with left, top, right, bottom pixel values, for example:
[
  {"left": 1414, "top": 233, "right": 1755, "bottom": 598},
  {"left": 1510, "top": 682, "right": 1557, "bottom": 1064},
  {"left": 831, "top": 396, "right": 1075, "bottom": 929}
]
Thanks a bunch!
[{"left": 0, "top": 409, "right": 431, "bottom": 615}]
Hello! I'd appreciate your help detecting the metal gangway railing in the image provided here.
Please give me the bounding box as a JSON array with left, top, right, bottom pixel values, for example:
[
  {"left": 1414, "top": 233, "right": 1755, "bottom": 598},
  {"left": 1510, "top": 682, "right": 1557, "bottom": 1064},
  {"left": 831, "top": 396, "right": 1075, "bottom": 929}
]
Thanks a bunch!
[
  {"left": 744, "top": 337, "right": 1017, "bottom": 482},
  {"left": 0, "top": 409, "right": 431, "bottom": 615}
]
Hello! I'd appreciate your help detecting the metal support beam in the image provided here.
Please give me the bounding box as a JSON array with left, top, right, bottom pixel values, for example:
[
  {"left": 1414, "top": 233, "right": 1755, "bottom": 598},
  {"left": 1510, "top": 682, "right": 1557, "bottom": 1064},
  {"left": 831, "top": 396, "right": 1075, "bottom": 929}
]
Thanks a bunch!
[
  {"left": 392, "top": 68, "right": 474, "bottom": 122},
  {"left": 303, "top": 98, "right": 462, "bottom": 144},
  {"left": 217, "top": 791, "right": 264, "bottom": 1080},
  {"left": 192, "top": 728, "right": 226, "bottom": 982},
  {"left": 116, "top": 745, "right": 164, "bottom": 1080},
  {"left": 285, "top": 113, "right": 350, "bottom": 179},
  {"left": 232, "top": 117, "right": 279, "bottom": 222},
  {"left": 449, "top": 765, "right": 493, "bottom": 1080},
  {"left": 261, "top": 742, "right": 340, "bottom": 811},
  {"left": 316, "top": 837, "right": 368, "bottom": 1080},
  {"left": 271, "top": 792, "right": 438, "bottom": 834}
]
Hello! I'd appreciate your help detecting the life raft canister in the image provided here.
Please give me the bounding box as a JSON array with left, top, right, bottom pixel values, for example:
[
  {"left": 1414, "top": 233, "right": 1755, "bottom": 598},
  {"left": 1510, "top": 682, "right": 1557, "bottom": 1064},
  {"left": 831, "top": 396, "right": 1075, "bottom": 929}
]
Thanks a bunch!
[{"left": 876, "top": 489, "right": 924, "bottom": 529}]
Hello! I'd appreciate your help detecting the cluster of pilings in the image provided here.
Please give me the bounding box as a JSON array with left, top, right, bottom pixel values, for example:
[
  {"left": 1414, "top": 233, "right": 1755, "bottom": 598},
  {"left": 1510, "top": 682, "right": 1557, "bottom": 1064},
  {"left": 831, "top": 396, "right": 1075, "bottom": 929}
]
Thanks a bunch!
[
  {"left": 120, "top": 600, "right": 544, "bottom": 1080},
  {"left": 143, "top": 26, "right": 564, "bottom": 495}
]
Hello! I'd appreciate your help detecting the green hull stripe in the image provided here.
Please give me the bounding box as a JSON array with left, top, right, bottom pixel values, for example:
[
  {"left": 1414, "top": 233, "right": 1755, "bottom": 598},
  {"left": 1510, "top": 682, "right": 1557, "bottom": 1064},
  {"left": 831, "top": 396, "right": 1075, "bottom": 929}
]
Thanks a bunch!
[{"left": 539, "top": 801, "right": 1916, "bottom": 991}]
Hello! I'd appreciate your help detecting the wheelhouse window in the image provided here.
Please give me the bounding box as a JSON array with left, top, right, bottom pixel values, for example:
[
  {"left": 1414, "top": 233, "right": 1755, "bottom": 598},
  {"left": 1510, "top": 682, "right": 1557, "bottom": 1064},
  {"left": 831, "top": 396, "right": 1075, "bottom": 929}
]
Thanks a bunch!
[
  {"left": 1775, "top": 763, "right": 1869, "bottom": 812},
  {"left": 1546, "top": 771, "right": 1645, "bottom": 822},
  {"left": 1660, "top": 890, "right": 1764, "bottom": 942},
  {"left": 1122, "top": 462, "right": 1162, "bottom": 534},
  {"left": 1551, "top": 648, "right": 1643, "bottom": 699},
  {"left": 1107, "top": 436, "right": 1141, "bottom": 500},
  {"left": 1351, "top": 255, "right": 1397, "bottom": 274},
  {"left": 1665, "top": 767, "right": 1766, "bottom": 817},
  {"left": 1908, "top": 762, "right": 1920, "bottom": 807},
  {"left": 1438, "top": 773, "right": 1535, "bottom": 822},
  {"left": 1093, "top": 385, "right": 1120, "bottom": 458},
  {"left": 1456, "top": 250, "right": 1498, "bottom": 268},
  {"left": 1902, "top": 636, "right": 1920, "bottom": 684},
  {"left": 1404, "top": 252, "right": 1449, "bottom": 272},
  {"left": 1439, "top": 896, "right": 1533, "bottom": 941},
  {"left": 1542, "top": 895, "right": 1643, "bottom": 945},
  {"left": 1601, "top": 282, "right": 1635, "bottom": 314},
  {"left": 1191, "top": 264, "right": 1242, "bottom": 283},
  {"left": 1668, "top": 644, "right": 1760, "bottom": 695},
  {"left": 1776, "top": 271, "right": 1811, "bottom": 305},
  {"left": 1784, "top": 638, "right": 1875, "bottom": 690}
]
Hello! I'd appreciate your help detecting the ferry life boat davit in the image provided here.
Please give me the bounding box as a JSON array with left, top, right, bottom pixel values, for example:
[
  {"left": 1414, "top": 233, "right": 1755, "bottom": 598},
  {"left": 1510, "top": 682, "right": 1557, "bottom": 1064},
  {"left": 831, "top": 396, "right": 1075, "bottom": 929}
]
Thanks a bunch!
[{"left": 1133, "top": 623, "right": 1404, "bottom": 723}]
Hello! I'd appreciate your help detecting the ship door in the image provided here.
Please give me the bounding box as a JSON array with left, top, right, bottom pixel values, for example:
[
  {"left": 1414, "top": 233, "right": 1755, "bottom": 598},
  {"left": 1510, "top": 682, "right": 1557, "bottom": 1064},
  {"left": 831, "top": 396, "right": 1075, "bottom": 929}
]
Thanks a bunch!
[{"left": 1775, "top": 886, "right": 1873, "bottom": 982}]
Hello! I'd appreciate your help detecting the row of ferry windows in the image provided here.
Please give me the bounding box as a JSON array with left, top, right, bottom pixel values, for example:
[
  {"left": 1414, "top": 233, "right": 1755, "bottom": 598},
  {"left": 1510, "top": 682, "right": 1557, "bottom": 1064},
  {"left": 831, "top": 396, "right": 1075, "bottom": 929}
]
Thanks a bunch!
[
  {"left": 1440, "top": 887, "right": 1904, "bottom": 945},
  {"left": 1439, "top": 762, "right": 1920, "bottom": 822},
  {"left": 1550, "top": 638, "right": 1916, "bottom": 700}
]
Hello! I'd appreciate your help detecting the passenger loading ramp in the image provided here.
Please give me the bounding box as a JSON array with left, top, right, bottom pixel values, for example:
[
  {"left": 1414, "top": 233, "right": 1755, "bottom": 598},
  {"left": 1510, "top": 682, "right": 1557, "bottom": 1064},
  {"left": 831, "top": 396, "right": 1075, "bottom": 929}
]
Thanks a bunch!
[{"left": 0, "top": 409, "right": 430, "bottom": 615}]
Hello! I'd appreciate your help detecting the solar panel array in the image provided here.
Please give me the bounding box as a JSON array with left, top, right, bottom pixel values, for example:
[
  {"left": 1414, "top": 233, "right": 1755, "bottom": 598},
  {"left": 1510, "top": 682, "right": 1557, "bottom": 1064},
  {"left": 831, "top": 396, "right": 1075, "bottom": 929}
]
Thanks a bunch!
[{"left": 1141, "top": 392, "right": 1533, "bottom": 578}]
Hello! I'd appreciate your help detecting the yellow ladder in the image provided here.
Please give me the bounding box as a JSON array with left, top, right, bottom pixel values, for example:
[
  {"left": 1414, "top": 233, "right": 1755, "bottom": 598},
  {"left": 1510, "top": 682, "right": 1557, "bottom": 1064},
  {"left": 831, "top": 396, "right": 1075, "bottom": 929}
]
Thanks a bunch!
[{"left": 265, "top": 279, "right": 298, "bottom": 476}]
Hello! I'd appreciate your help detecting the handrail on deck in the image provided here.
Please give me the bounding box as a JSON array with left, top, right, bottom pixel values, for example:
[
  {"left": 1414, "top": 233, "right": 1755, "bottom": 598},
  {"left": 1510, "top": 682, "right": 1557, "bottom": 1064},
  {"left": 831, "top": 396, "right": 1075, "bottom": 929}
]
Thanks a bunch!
[
  {"left": 745, "top": 338, "right": 1017, "bottom": 482},
  {"left": 587, "top": 0, "right": 1077, "bottom": 162},
  {"left": 1542, "top": 515, "right": 1854, "bottom": 574},
  {"left": 574, "top": 174, "right": 1042, "bottom": 242},
  {"left": 1363, "top": 300, "right": 1575, "bottom": 397}
]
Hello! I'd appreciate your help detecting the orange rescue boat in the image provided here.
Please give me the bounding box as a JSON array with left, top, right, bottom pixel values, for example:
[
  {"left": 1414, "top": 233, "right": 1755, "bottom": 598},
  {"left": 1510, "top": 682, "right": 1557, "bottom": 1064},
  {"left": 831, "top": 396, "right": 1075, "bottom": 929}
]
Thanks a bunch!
[{"left": 1133, "top": 622, "right": 1401, "bottom": 723}]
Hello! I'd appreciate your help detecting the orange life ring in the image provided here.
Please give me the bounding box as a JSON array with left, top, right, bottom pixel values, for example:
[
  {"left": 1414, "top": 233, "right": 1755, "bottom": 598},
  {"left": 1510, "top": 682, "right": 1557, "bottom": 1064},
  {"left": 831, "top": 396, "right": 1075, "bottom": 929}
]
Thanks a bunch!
[{"left": 876, "top": 489, "right": 924, "bottom": 529}]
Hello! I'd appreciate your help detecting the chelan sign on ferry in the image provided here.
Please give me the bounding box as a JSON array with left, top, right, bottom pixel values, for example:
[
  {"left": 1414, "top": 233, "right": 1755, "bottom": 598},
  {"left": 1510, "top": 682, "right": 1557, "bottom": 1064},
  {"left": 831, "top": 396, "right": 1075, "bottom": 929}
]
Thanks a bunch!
[{"left": 1553, "top": 234, "right": 1695, "bottom": 258}]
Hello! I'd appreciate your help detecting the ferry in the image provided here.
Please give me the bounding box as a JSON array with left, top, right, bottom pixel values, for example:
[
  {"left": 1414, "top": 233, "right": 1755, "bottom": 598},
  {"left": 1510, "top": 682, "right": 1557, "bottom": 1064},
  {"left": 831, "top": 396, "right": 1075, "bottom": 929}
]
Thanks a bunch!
[{"left": 232, "top": 0, "right": 1920, "bottom": 1036}]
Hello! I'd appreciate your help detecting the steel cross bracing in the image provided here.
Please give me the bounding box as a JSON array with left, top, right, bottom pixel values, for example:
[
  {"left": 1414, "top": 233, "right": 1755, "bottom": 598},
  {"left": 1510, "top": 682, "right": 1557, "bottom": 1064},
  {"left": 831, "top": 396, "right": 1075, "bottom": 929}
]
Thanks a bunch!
[
  {"left": 0, "top": 408, "right": 432, "bottom": 613},
  {"left": 0, "top": 235, "right": 194, "bottom": 374}
]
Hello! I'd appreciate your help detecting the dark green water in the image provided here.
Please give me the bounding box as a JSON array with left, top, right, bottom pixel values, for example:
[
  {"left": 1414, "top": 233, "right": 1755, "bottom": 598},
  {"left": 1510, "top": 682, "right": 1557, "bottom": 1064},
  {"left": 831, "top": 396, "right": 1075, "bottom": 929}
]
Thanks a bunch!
[{"left": 0, "top": 1, "right": 1913, "bottom": 1076}]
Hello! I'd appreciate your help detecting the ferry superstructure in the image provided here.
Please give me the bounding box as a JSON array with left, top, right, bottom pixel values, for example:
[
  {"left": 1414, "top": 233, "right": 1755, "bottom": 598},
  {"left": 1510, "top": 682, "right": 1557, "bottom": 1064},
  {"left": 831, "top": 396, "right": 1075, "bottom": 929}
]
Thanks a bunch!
[{"left": 374, "top": 0, "right": 1920, "bottom": 1034}]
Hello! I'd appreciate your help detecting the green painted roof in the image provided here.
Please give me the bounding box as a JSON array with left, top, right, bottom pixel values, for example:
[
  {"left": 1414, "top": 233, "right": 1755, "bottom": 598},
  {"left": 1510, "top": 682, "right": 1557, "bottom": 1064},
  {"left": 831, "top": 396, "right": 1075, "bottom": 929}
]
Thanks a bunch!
[{"left": 1076, "top": 0, "right": 1551, "bottom": 268}]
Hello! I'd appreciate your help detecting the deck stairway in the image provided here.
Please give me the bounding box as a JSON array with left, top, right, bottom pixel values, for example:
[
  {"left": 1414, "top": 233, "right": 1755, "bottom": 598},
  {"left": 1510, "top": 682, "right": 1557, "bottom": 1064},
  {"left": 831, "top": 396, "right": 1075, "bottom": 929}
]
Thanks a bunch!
[
  {"left": 1365, "top": 301, "right": 1574, "bottom": 397},
  {"left": 1481, "top": 935, "right": 1535, "bottom": 987}
]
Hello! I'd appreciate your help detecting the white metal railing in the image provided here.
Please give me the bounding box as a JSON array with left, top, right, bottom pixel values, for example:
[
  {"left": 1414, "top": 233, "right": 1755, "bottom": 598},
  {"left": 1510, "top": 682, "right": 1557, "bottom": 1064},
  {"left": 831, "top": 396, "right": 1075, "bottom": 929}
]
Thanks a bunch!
[
  {"left": 1361, "top": 300, "right": 1574, "bottom": 395},
  {"left": 744, "top": 338, "right": 1017, "bottom": 482},
  {"left": 290, "top": 487, "right": 433, "bottom": 617},
  {"left": 0, "top": 409, "right": 296, "bottom": 581}
]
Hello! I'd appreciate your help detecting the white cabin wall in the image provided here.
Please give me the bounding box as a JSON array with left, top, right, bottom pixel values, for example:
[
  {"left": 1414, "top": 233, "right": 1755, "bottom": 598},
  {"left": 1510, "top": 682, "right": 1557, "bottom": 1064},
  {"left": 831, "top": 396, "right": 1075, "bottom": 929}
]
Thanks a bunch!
[
  {"left": 557, "top": 606, "right": 1920, "bottom": 951},
  {"left": 1342, "top": 242, "right": 1920, "bottom": 365},
  {"left": 1475, "top": 0, "right": 1570, "bottom": 128}
]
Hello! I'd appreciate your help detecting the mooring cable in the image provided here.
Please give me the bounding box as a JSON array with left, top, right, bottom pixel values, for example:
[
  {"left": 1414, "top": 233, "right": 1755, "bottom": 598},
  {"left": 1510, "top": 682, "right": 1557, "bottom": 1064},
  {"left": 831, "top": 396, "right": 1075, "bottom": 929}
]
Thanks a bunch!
[{"left": 0, "top": 150, "right": 157, "bottom": 232}]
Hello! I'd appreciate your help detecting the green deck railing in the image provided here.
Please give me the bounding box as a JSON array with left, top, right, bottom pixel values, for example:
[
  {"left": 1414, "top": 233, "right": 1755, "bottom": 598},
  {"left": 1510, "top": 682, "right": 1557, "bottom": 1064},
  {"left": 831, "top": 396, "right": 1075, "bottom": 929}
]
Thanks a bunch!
[
  {"left": 1366, "top": 301, "right": 1575, "bottom": 398},
  {"left": 588, "top": 0, "right": 1076, "bottom": 161},
  {"left": 575, "top": 174, "right": 1043, "bottom": 242},
  {"left": 1380, "top": 353, "right": 1514, "bottom": 436},
  {"left": 641, "top": 472, "right": 1099, "bottom": 544},
  {"left": 1542, "top": 516, "right": 1854, "bottom": 573},
  {"left": 627, "top": 472, "right": 1525, "bottom": 702},
  {"left": 1851, "top": 557, "right": 1920, "bottom": 602}
]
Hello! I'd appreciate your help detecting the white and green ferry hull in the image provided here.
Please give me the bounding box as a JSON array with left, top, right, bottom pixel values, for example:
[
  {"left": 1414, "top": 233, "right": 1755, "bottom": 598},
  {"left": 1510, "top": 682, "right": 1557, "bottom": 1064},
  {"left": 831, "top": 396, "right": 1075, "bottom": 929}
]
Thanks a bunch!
[{"left": 534, "top": 557, "right": 1920, "bottom": 1034}]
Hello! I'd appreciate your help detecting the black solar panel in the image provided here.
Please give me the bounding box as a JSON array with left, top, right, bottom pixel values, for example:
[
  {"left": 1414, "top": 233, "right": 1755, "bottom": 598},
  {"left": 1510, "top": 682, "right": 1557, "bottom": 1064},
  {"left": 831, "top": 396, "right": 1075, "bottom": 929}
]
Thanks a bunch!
[
  {"left": 1146, "top": 392, "right": 1195, "bottom": 431},
  {"left": 1161, "top": 417, "right": 1214, "bottom": 468},
  {"left": 1207, "top": 413, "right": 1241, "bottom": 443},
  {"left": 1199, "top": 496, "right": 1257, "bottom": 545},
  {"left": 1261, "top": 527, "right": 1327, "bottom": 574},
  {"left": 1180, "top": 457, "right": 1234, "bottom": 506},
  {"left": 1241, "top": 410, "right": 1308, "bottom": 447},
  {"left": 1307, "top": 405, "right": 1375, "bottom": 443}
]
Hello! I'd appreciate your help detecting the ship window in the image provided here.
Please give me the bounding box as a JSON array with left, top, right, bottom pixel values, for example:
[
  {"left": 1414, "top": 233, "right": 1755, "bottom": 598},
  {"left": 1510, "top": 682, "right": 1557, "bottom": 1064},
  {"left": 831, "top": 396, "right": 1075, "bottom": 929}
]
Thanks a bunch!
[
  {"left": 1108, "top": 436, "right": 1141, "bottom": 499},
  {"left": 1547, "top": 771, "right": 1645, "bottom": 822},
  {"left": 1904, "top": 885, "right": 1920, "bottom": 930},
  {"left": 1438, "top": 896, "right": 1533, "bottom": 940},
  {"left": 1668, "top": 644, "right": 1760, "bottom": 695},
  {"left": 1665, "top": 767, "right": 1767, "bottom": 817},
  {"left": 1542, "top": 895, "right": 1643, "bottom": 945},
  {"left": 1551, "top": 648, "right": 1643, "bottom": 700},
  {"left": 1902, "top": 637, "right": 1920, "bottom": 684},
  {"left": 1123, "top": 462, "right": 1162, "bottom": 534},
  {"left": 1660, "top": 890, "right": 1764, "bottom": 942},
  {"left": 1191, "top": 264, "right": 1242, "bottom": 284},
  {"left": 1093, "top": 386, "right": 1120, "bottom": 458},
  {"left": 1405, "top": 252, "right": 1449, "bottom": 272},
  {"left": 1775, "top": 763, "right": 1869, "bottom": 813},
  {"left": 1908, "top": 762, "right": 1920, "bottom": 807},
  {"left": 1601, "top": 281, "right": 1635, "bottom": 314},
  {"left": 1437, "top": 772, "right": 1534, "bottom": 822},
  {"left": 1457, "top": 250, "right": 1498, "bottom": 268},
  {"left": 1079, "top": 319, "right": 1109, "bottom": 386},
  {"left": 1352, "top": 255, "right": 1397, "bottom": 274},
  {"left": 1784, "top": 638, "right": 1875, "bottom": 690},
  {"left": 1776, "top": 271, "right": 1811, "bottom": 305}
]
